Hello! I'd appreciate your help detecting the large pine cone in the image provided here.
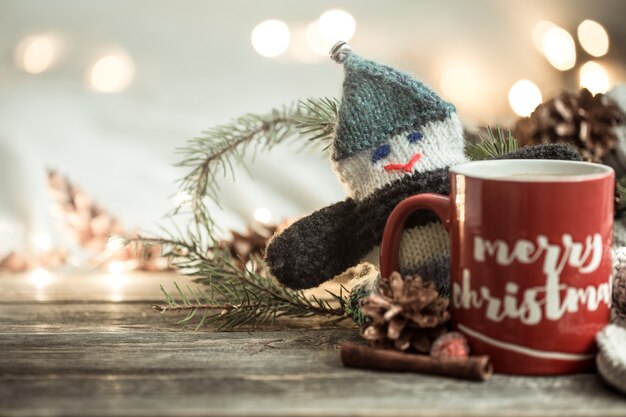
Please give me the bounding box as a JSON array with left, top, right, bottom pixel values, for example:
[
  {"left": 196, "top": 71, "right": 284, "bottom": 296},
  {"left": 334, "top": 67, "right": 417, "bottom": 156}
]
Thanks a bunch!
[
  {"left": 514, "top": 88, "right": 624, "bottom": 163},
  {"left": 359, "top": 271, "right": 450, "bottom": 353}
]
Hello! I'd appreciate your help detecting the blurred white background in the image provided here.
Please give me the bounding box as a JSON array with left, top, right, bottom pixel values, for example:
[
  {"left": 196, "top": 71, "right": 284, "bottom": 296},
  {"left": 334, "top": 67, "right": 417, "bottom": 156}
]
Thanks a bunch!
[{"left": 1, "top": 0, "right": 625, "bottom": 253}]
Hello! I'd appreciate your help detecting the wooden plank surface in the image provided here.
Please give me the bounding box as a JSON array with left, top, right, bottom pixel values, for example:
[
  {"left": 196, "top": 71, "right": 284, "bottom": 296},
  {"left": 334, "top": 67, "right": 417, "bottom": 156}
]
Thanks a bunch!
[{"left": 1, "top": 271, "right": 626, "bottom": 417}]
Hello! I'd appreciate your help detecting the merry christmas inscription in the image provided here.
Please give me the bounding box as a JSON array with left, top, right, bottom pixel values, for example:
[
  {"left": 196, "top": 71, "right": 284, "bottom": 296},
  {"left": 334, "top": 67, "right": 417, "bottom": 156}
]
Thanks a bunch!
[{"left": 452, "top": 234, "right": 611, "bottom": 325}]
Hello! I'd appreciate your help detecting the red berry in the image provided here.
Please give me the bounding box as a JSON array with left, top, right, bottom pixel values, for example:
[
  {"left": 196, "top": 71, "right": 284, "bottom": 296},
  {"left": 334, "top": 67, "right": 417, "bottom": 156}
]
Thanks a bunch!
[{"left": 430, "top": 331, "right": 470, "bottom": 359}]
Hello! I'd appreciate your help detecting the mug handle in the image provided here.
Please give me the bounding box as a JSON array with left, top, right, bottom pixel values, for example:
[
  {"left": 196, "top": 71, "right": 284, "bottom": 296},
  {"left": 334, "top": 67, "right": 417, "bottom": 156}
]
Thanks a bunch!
[{"left": 379, "top": 194, "right": 451, "bottom": 278}]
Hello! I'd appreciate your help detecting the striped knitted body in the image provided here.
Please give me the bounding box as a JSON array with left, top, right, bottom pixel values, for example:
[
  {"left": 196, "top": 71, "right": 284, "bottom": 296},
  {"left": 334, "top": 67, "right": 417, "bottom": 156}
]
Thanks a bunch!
[{"left": 361, "top": 222, "right": 450, "bottom": 294}]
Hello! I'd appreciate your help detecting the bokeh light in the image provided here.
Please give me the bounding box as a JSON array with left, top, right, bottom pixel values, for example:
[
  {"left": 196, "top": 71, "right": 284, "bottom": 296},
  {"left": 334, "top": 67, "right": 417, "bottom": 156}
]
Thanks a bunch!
[
  {"left": 30, "top": 268, "right": 52, "bottom": 290},
  {"left": 107, "top": 261, "right": 125, "bottom": 274},
  {"left": 579, "top": 61, "right": 610, "bottom": 94},
  {"left": 577, "top": 20, "right": 609, "bottom": 57},
  {"left": 106, "top": 235, "right": 125, "bottom": 251},
  {"left": 174, "top": 191, "right": 192, "bottom": 206},
  {"left": 532, "top": 21, "right": 556, "bottom": 52},
  {"left": 253, "top": 207, "right": 272, "bottom": 224},
  {"left": 508, "top": 80, "right": 542, "bottom": 117},
  {"left": 33, "top": 233, "right": 51, "bottom": 250},
  {"left": 288, "top": 25, "right": 325, "bottom": 63},
  {"left": 541, "top": 26, "right": 576, "bottom": 71},
  {"left": 89, "top": 52, "right": 135, "bottom": 93},
  {"left": 15, "top": 34, "right": 59, "bottom": 74},
  {"left": 318, "top": 10, "right": 356, "bottom": 45},
  {"left": 305, "top": 20, "right": 329, "bottom": 56},
  {"left": 251, "top": 20, "right": 290, "bottom": 58},
  {"left": 440, "top": 63, "right": 480, "bottom": 105}
]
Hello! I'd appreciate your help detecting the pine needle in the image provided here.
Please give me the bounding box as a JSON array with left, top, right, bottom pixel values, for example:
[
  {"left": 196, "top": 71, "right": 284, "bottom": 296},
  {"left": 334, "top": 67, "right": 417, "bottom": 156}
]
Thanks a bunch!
[
  {"left": 294, "top": 98, "right": 339, "bottom": 148},
  {"left": 466, "top": 126, "right": 519, "bottom": 160},
  {"left": 146, "top": 231, "right": 350, "bottom": 331},
  {"left": 174, "top": 98, "right": 339, "bottom": 224}
]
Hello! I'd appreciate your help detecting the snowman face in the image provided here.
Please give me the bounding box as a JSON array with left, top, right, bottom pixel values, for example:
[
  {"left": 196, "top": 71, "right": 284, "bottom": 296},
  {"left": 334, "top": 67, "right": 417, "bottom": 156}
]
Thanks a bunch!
[
  {"left": 332, "top": 114, "right": 467, "bottom": 201},
  {"left": 370, "top": 131, "right": 424, "bottom": 173}
]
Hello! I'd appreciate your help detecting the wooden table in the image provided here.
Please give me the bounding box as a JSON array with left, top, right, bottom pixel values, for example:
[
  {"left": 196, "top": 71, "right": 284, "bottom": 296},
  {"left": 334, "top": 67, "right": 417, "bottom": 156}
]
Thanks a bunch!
[{"left": 1, "top": 271, "right": 625, "bottom": 417}]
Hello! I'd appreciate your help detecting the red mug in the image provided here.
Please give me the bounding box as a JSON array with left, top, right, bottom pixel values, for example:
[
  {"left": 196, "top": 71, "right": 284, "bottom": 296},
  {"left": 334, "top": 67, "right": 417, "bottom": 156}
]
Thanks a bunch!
[{"left": 380, "top": 159, "right": 614, "bottom": 375}]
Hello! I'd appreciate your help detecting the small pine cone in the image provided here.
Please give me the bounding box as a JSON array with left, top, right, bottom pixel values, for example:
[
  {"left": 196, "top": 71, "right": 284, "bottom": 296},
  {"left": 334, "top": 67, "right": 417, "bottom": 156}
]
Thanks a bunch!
[
  {"left": 359, "top": 271, "right": 450, "bottom": 353},
  {"left": 218, "top": 223, "right": 279, "bottom": 271},
  {"left": 514, "top": 88, "right": 625, "bottom": 163},
  {"left": 0, "top": 252, "right": 30, "bottom": 272}
]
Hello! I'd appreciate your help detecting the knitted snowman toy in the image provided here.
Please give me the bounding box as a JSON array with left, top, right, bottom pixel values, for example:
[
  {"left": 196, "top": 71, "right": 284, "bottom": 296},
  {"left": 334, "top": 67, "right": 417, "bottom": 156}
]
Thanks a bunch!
[{"left": 265, "top": 43, "right": 581, "bottom": 293}]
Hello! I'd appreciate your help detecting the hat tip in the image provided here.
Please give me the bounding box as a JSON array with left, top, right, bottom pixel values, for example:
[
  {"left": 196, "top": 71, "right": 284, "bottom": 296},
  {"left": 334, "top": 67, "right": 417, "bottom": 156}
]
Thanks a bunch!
[{"left": 330, "top": 41, "right": 352, "bottom": 63}]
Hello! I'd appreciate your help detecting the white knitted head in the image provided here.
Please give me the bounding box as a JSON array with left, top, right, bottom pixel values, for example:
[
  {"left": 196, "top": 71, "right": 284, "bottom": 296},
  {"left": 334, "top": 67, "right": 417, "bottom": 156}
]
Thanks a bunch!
[
  {"left": 333, "top": 113, "right": 468, "bottom": 201},
  {"left": 330, "top": 49, "right": 468, "bottom": 201}
]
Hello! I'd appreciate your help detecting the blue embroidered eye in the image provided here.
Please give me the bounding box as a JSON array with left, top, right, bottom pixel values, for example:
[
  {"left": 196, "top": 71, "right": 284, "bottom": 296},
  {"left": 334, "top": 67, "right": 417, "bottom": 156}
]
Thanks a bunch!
[
  {"left": 371, "top": 144, "right": 391, "bottom": 163},
  {"left": 407, "top": 132, "right": 423, "bottom": 143}
]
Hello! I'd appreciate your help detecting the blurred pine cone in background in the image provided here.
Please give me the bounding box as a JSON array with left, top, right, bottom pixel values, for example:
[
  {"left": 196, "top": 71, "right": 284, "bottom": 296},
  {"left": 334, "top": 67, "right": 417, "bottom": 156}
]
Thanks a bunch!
[{"left": 513, "top": 88, "right": 624, "bottom": 163}]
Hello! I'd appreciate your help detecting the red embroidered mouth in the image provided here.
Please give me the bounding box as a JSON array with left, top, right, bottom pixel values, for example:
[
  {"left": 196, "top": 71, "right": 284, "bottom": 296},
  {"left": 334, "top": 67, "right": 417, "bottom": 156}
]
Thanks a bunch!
[{"left": 384, "top": 152, "right": 422, "bottom": 173}]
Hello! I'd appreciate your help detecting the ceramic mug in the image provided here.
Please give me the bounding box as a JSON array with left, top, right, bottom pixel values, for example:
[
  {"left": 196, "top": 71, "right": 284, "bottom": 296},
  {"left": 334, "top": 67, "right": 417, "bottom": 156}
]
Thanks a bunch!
[{"left": 379, "top": 159, "right": 614, "bottom": 375}]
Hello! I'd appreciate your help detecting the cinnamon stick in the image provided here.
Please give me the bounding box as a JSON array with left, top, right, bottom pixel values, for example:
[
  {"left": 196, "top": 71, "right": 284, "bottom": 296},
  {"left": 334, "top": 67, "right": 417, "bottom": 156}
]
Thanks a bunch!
[{"left": 340, "top": 343, "right": 493, "bottom": 381}]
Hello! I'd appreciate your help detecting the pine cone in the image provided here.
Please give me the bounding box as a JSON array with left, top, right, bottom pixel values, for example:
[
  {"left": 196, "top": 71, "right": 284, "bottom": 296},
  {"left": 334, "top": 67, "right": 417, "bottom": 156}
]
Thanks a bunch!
[
  {"left": 514, "top": 88, "right": 625, "bottom": 163},
  {"left": 359, "top": 271, "right": 450, "bottom": 353},
  {"left": 219, "top": 222, "right": 285, "bottom": 270},
  {"left": 0, "top": 252, "right": 30, "bottom": 272},
  {"left": 47, "top": 169, "right": 125, "bottom": 251}
]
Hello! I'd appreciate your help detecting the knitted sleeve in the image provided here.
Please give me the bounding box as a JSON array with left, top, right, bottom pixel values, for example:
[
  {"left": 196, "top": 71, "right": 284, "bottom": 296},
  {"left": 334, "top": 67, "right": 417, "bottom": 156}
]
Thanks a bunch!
[
  {"left": 498, "top": 143, "right": 583, "bottom": 161},
  {"left": 265, "top": 199, "right": 361, "bottom": 289}
]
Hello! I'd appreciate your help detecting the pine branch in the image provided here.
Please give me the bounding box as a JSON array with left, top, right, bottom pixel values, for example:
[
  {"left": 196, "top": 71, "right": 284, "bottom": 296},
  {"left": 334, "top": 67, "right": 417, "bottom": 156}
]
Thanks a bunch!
[
  {"left": 149, "top": 97, "right": 346, "bottom": 330},
  {"left": 466, "top": 126, "right": 519, "bottom": 160},
  {"left": 152, "top": 303, "right": 233, "bottom": 312},
  {"left": 175, "top": 98, "right": 339, "bottom": 224},
  {"left": 294, "top": 97, "right": 339, "bottom": 148},
  {"left": 146, "top": 231, "right": 350, "bottom": 331}
]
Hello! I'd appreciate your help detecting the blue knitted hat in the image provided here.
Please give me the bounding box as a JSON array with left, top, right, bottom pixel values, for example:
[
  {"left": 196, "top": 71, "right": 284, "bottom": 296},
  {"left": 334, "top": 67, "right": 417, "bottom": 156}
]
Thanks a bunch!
[
  {"left": 329, "top": 42, "right": 468, "bottom": 201},
  {"left": 332, "top": 46, "right": 456, "bottom": 161}
]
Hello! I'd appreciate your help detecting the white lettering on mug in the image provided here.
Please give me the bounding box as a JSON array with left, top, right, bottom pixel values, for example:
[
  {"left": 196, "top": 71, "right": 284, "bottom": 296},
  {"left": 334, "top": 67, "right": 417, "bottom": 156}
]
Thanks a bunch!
[{"left": 453, "top": 233, "right": 610, "bottom": 325}]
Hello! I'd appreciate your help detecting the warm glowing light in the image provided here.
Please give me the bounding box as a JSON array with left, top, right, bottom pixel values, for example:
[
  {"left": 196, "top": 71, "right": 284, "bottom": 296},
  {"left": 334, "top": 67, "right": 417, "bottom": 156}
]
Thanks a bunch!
[
  {"left": 305, "top": 20, "right": 329, "bottom": 56},
  {"left": 440, "top": 64, "right": 480, "bottom": 104},
  {"left": 532, "top": 21, "right": 556, "bottom": 52},
  {"left": 16, "top": 35, "right": 58, "bottom": 74},
  {"left": 318, "top": 10, "right": 356, "bottom": 45},
  {"left": 251, "top": 20, "right": 290, "bottom": 58},
  {"left": 33, "top": 233, "right": 51, "bottom": 250},
  {"left": 579, "top": 61, "right": 610, "bottom": 94},
  {"left": 107, "top": 235, "right": 125, "bottom": 251},
  {"left": 253, "top": 207, "right": 272, "bottom": 224},
  {"left": 106, "top": 270, "right": 127, "bottom": 302},
  {"left": 541, "top": 26, "right": 576, "bottom": 71},
  {"left": 30, "top": 268, "right": 52, "bottom": 289},
  {"left": 89, "top": 53, "right": 134, "bottom": 93},
  {"left": 107, "top": 261, "right": 125, "bottom": 274},
  {"left": 288, "top": 25, "right": 324, "bottom": 63},
  {"left": 577, "top": 20, "right": 609, "bottom": 57},
  {"left": 508, "top": 80, "right": 543, "bottom": 117},
  {"left": 175, "top": 191, "right": 191, "bottom": 206}
]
